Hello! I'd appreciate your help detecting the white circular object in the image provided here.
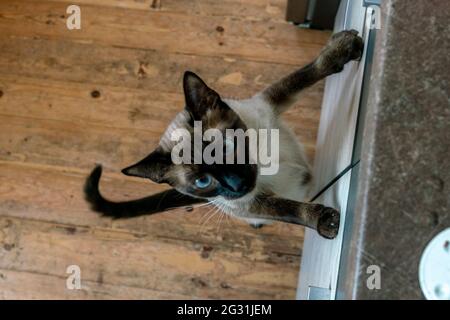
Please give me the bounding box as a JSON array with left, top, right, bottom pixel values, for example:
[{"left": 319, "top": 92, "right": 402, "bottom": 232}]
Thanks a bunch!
[{"left": 419, "top": 228, "right": 450, "bottom": 300}]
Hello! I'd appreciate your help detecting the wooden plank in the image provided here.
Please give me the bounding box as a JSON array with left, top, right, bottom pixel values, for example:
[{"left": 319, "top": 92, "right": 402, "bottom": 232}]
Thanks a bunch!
[
  {"left": 0, "top": 160, "right": 304, "bottom": 299},
  {"left": 0, "top": 114, "right": 160, "bottom": 172},
  {"left": 0, "top": 75, "right": 186, "bottom": 132},
  {"left": 0, "top": 0, "right": 329, "bottom": 65},
  {"left": 0, "top": 161, "right": 304, "bottom": 256},
  {"left": 0, "top": 216, "right": 299, "bottom": 299},
  {"left": 0, "top": 36, "right": 324, "bottom": 160},
  {"left": 0, "top": 72, "right": 322, "bottom": 136},
  {"left": 0, "top": 268, "right": 192, "bottom": 299},
  {"left": 43, "top": 0, "right": 288, "bottom": 22},
  {"left": 0, "top": 36, "right": 325, "bottom": 102},
  {"left": 0, "top": 111, "right": 317, "bottom": 172},
  {"left": 0, "top": 70, "right": 320, "bottom": 166}
]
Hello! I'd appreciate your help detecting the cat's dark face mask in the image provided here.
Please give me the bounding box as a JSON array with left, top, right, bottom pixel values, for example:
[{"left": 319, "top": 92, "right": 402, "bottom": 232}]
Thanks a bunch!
[{"left": 121, "top": 71, "right": 258, "bottom": 200}]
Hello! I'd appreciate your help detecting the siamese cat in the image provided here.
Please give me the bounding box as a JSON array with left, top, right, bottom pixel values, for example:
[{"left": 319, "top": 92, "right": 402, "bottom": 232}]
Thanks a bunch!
[{"left": 84, "top": 30, "right": 363, "bottom": 239}]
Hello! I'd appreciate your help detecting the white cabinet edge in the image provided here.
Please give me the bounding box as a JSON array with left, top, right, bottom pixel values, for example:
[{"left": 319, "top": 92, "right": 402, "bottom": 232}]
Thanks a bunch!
[{"left": 297, "top": 0, "right": 370, "bottom": 300}]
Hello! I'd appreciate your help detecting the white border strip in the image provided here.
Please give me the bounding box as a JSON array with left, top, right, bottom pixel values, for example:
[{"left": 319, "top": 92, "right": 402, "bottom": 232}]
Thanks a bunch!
[{"left": 297, "top": 0, "right": 370, "bottom": 300}]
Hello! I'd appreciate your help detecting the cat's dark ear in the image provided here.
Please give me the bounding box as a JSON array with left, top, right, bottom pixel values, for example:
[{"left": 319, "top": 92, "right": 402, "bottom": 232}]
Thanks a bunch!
[
  {"left": 121, "top": 148, "right": 172, "bottom": 183},
  {"left": 183, "top": 71, "right": 224, "bottom": 120}
]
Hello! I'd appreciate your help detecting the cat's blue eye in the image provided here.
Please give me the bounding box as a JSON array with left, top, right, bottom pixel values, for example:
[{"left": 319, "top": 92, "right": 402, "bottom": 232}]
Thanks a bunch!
[{"left": 195, "top": 175, "right": 212, "bottom": 189}]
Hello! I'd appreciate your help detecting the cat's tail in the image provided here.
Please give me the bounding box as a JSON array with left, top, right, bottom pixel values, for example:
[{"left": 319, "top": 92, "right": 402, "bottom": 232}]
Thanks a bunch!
[{"left": 84, "top": 165, "right": 205, "bottom": 219}]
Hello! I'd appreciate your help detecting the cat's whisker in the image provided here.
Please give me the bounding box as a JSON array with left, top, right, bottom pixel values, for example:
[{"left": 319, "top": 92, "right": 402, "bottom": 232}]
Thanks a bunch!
[
  {"left": 213, "top": 205, "right": 223, "bottom": 232},
  {"left": 216, "top": 211, "right": 226, "bottom": 234},
  {"left": 196, "top": 201, "right": 213, "bottom": 208},
  {"left": 200, "top": 206, "right": 217, "bottom": 224},
  {"left": 216, "top": 201, "right": 231, "bottom": 234},
  {"left": 200, "top": 205, "right": 220, "bottom": 231},
  {"left": 195, "top": 206, "right": 213, "bottom": 223},
  {"left": 196, "top": 199, "right": 218, "bottom": 217},
  {"left": 198, "top": 203, "right": 217, "bottom": 225},
  {"left": 224, "top": 210, "right": 233, "bottom": 228}
]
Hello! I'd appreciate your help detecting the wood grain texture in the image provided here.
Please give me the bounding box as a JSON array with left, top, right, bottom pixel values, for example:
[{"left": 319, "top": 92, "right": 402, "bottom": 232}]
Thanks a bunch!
[
  {"left": 0, "top": 269, "right": 193, "bottom": 299},
  {"left": 0, "top": 0, "right": 329, "bottom": 65},
  {"left": 0, "top": 0, "right": 328, "bottom": 299},
  {"left": 45, "top": 0, "right": 288, "bottom": 21}
]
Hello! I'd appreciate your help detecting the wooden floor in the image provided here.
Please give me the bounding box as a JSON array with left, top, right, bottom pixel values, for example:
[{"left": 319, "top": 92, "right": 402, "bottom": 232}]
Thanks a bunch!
[{"left": 0, "top": 0, "right": 329, "bottom": 299}]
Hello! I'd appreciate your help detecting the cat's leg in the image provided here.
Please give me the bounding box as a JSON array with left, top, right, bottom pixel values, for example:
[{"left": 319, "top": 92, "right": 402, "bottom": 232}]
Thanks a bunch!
[
  {"left": 247, "top": 195, "right": 340, "bottom": 239},
  {"left": 262, "top": 30, "right": 363, "bottom": 114}
]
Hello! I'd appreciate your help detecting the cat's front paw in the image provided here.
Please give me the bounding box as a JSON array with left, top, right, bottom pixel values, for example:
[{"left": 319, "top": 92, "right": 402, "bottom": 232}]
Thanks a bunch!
[
  {"left": 317, "top": 30, "right": 364, "bottom": 73},
  {"left": 317, "top": 207, "right": 340, "bottom": 239}
]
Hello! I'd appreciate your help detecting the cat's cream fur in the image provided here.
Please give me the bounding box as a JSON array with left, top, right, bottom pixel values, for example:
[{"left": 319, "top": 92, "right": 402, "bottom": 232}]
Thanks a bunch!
[{"left": 217, "top": 94, "right": 312, "bottom": 225}]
